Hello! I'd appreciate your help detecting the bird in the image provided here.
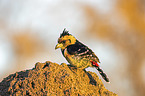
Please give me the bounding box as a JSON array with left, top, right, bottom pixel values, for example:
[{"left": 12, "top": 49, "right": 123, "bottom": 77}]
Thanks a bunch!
[{"left": 55, "top": 28, "right": 109, "bottom": 82}]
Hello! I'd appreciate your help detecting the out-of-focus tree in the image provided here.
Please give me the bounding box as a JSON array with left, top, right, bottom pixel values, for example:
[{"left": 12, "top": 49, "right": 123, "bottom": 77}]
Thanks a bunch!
[
  {"left": 11, "top": 29, "right": 47, "bottom": 70},
  {"left": 116, "top": 1, "right": 145, "bottom": 96},
  {"left": 82, "top": 0, "right": 145, "bottom": 96}
]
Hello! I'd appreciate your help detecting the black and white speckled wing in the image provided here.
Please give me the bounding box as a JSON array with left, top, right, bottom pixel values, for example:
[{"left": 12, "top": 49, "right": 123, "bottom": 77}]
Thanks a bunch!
[{"left": 66, "top": 40, "right": 100, "bottom": 63}]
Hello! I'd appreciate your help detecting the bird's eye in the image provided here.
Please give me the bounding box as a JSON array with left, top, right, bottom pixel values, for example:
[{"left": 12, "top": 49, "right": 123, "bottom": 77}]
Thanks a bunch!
[
  {"left": 68, "top": 39, "right": 71, "bottom": 43},
  {"left": 62, "top": 40, "right": 66, "bottom": 43}
]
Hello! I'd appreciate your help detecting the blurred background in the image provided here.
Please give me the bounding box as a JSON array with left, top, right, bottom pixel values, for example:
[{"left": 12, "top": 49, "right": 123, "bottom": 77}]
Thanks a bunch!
[{"left": 0, "top": 0, "right": 145, "bottom": 96}]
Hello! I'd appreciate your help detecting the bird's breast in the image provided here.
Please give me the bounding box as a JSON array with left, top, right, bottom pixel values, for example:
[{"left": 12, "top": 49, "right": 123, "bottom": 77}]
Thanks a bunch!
[{"left": 63, "top": 48, "right": 92, "bottom": 69}]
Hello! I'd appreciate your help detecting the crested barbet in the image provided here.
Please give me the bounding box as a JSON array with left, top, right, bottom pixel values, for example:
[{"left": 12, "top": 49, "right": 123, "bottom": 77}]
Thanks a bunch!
[{"left": 55, "top": 28, "right": 109, "bottom": 82}]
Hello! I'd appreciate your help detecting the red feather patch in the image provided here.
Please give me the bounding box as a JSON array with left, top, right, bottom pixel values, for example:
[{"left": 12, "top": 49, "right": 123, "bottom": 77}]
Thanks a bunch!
[{"left": 90, "top": 60, "right": 99, "bottom": 67}]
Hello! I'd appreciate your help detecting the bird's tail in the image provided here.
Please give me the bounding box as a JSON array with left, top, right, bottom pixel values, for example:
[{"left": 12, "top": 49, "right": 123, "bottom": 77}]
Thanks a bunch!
[{"left": 96, "top": 67, "right": 110, "bottom": 83}]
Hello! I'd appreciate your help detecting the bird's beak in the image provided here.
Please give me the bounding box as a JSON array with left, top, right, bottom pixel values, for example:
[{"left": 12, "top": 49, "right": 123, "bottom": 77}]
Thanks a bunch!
[{"left": 55, "top": 43, "right": 63, "bottom": 50}]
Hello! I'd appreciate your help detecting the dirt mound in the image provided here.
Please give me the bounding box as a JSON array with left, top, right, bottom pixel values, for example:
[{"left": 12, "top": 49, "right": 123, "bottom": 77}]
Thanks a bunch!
[{"left": 0, "top": 61, "right": 117, "bottom": 96}]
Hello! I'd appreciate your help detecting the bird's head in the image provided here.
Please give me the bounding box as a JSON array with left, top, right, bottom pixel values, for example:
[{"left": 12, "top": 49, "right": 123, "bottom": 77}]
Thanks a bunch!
[{"left": 55, "top": 28, "right": 76, "bottom": 50}]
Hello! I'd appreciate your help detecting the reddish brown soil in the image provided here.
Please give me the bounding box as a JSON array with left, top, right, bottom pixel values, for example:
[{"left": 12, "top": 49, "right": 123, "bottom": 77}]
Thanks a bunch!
[{"left": 0, "top": 61, "right": 117, "bottom": 96}]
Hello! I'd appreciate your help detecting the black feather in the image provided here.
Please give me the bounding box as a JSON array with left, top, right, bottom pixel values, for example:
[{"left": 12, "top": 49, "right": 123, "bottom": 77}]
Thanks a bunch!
[
  {"left": 65, "top": 40, "right": 100, "bottom": 63},
  {"left": 67, "top": 40, "right": 92, "bottom": 55},
  {"left": 96, "top": 67, "right": 110, "bottom": 82},
  {"left": 60, "top": 28, "right": 71, "bottom": 38}
]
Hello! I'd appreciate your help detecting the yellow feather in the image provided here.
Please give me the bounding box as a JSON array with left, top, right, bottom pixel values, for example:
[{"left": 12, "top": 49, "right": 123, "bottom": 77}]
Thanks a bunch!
[{"left": 61, "top": 35, "right": 76, "bottom": 45}]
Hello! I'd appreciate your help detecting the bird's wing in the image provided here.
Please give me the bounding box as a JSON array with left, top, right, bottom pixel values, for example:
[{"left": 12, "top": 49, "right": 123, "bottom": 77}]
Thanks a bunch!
[{"left": 67, "top": 41, "right": 100, "bottom": 63}]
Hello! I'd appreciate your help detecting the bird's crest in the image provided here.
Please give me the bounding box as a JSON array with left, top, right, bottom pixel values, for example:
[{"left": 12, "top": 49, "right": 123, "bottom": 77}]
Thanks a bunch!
[{"left": 60, "top": 28, "right": 71, "bottom": 38}]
